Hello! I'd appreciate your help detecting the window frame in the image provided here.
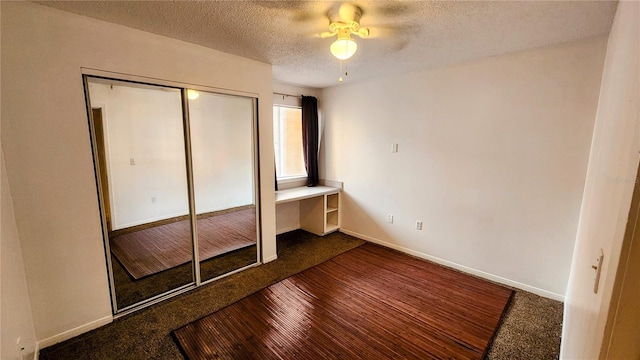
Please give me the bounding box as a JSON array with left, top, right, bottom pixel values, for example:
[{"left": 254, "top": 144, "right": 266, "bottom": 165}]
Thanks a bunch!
[{"left": 273, "top": 104, "right": 307, "bottom": 183}]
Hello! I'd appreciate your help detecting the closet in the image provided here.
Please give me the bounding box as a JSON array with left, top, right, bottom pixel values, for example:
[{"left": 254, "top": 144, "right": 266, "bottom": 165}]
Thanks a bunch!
[{"left": 84, "top": 72, "right": 260, "bottom": 313}]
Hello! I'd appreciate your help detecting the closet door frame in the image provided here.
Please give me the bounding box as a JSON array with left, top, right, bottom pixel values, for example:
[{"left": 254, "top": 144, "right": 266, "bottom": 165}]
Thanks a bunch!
[{"left": 82, "top": 68, "right": 262, "bottom": 316}]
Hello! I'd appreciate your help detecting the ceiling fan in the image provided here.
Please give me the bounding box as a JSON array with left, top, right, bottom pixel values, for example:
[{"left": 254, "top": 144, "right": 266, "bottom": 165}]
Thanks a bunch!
[{"left": 320, "top": 3, "right": 370, "bottom": 61}]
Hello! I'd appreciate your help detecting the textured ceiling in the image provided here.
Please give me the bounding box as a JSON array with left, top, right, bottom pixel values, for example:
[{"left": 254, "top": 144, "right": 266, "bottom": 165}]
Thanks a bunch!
[{"left": 37, "top": 1, "right": 617, "bottom": 89}]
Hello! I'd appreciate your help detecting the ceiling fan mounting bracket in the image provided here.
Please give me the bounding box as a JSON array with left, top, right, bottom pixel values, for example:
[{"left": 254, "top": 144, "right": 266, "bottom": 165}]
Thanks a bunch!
[
  {"left": 321, "top": 2, "right": 371, "bottom": 72},
  {"left": 320, "top": 3, "right": 370, "bottom": 39},
  {"left": 329, "top": 20, "right": 361, "bottom": 34}
]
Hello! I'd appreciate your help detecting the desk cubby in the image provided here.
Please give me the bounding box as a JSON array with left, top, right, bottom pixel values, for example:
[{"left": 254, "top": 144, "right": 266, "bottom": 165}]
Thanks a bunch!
[{"left": 276, "top": 186, "right": 341, "bottom": 236}]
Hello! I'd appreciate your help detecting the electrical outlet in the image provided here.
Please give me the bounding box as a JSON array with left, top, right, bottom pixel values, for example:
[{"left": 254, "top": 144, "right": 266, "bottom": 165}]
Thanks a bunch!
[
  {"left": 151, "top": 197, "right": 156, "bottom": 203},
  {"left": 391, "top": 143, "right": 398, "bottom": 153},
  {"left": 387, "top": 214, "right": 394, "bottom": 224},
  {"left": 130, "top": 158, "right": 136, "bottom": 165},
  {"left": 416, "top": 221, "right": 423, "bottom": 230}
]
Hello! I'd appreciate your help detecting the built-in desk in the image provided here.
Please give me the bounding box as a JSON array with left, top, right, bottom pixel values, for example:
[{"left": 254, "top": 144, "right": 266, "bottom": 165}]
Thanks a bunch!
[{"left": 275, "top": 186, "right": 341, "bottom": 236}]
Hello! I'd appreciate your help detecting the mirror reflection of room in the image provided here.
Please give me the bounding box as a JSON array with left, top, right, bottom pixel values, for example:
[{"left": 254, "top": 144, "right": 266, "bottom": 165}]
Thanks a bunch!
[
  {"left": 86, "top": 77, "right": 259, "bottom": 311},
  {"left": 188, "top": 90, "right": 257, "bottom": 283}
]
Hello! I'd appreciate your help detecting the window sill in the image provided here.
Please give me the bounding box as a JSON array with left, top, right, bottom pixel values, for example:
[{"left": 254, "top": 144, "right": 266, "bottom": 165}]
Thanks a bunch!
[{"left": 276, "top": 176, "right": 307, "bottom": 190}]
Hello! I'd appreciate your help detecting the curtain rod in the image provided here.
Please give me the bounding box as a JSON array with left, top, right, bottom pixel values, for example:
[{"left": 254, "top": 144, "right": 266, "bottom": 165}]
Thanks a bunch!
[{"left": 274, "top": 92, "right": 304, "bottom": 99}]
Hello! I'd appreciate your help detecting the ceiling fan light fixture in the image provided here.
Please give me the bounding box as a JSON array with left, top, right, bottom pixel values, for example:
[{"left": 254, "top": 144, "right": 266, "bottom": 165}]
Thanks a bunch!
[
  {"left": 330, "top": 36, "right": 357, "bottom": 60},
  {"left": 187, "top": 89, "right": 200, "bottom": 100},
  {"left": 322, "top": 4, "right": 368, "bottom": 81}
]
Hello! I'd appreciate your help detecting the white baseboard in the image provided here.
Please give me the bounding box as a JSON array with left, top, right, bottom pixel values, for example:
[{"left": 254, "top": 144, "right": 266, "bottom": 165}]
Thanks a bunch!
[
  {"left": 276, "top": 225, "right": 301, "bottom": 235},
  {"left": 36, "top": 315, "right": 113, "bottom": 352},
  {"left": 340, "top": 228, "right": 565, "bottom": 302},
  {"left": 263, "top": 254, "right": 278, "bottom": 263}
]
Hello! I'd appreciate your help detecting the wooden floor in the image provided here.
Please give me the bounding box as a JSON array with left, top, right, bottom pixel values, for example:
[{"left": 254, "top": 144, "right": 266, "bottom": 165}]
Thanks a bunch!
[
  {"left": 173, "top": 244, "right": 513, "bottom": 360},
  {"left": 111, "top": 208, "right": 256, "bottom": 279}
]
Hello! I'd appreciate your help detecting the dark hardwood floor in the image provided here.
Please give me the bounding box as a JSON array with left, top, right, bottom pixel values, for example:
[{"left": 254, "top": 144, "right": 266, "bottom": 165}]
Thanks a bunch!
[
  {"left": 112, "top": 245, "right": 257, "bottom": 308},
  {"left": 109, "top": 206, "right": 259, "bottom": 308},
  {"left": 111, "top": 207, "right": 256, "bottom": 279},
  {"left": 38, "top": 231, "right": 562, "bottom": 360},
  {"left": 174, "top": 243, "right": 513, "bottom": 360}
]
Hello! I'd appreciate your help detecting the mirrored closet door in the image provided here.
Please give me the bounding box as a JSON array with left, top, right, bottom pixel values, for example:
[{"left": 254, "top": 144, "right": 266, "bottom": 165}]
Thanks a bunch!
[
  {"left": 84, "top": 74, "right": 260, "bottom": 313},
  {"left": 188, "top": 91, "right": 259, "bottom": 282}
]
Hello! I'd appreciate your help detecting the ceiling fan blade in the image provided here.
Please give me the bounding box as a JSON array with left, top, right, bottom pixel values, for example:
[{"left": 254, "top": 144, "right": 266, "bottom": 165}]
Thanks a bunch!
[
  {"left": 320, "top": 31, "right": 337, "bottom": 38},
  {"left": 356, "top": 27, "right": 370, "bottom": 38}
]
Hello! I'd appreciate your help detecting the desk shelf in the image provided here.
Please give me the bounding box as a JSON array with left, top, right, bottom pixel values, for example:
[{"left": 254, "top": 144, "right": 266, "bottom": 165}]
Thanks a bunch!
[
  {"left": 276, "top": 186, "right": 341, "bottom": 236},
  {"left": 325, "top": 193, "right": 340, "bottom": 232}
]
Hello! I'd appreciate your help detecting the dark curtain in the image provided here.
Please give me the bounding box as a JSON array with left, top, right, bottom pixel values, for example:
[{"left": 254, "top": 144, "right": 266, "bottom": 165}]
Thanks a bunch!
[
  {"left": 274, "top": 159, "right": 278, "bottom": 191},
  {"left": 301, "top": 96, "right": 319, "bottom": 187}
]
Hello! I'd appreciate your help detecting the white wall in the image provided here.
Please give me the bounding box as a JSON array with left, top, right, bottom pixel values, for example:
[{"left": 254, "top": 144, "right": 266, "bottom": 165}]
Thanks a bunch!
[
  {"left": 89, "top": 82, "right": 189, "bottom": 229},
  {"left": 0, "top": 6, "right": 36, "bottom": 357},
  {"left": 561, "top": 2, "right": 640, "bottom": 358},
  {"left": 320, "top": 37, "right": 607, "bottom": 299},
  {"left": 1, "top": 152, "right": 37, "bottom": 359},
  {"left": 190, "top": 92, "right": 255, "bottom": 214},
  {"left": 0, "top": 1, "right": 275, "bottom": 347},
  {"left": 90, "top": 83, "right": 255, "bottom": 229}
]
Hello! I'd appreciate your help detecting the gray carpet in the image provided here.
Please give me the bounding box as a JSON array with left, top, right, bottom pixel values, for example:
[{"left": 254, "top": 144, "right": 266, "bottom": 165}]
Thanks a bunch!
[
  {"left": 39, "top": 230, "right": 563, "bottom": 359},
  {"left": 487, "top": 291, "right": 563, "bottom": 360}
]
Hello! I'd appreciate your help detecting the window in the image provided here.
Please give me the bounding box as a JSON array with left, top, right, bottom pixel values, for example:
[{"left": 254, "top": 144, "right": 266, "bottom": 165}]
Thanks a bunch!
[{"left": 273, "top": 105, "right": 306, "bottom": 179}]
